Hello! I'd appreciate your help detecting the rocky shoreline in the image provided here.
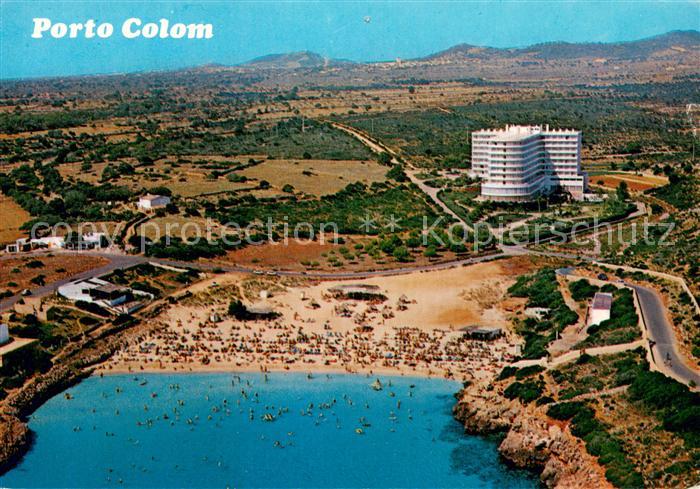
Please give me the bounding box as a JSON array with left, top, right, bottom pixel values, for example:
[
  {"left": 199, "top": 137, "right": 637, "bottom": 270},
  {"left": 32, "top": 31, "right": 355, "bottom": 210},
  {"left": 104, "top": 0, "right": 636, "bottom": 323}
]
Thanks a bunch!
[
  {"left": 0, "top": 315, "right": 166, "bottom": 475},
  {"left": 453, "top": 378, "right": 612, "bottom": 489}
]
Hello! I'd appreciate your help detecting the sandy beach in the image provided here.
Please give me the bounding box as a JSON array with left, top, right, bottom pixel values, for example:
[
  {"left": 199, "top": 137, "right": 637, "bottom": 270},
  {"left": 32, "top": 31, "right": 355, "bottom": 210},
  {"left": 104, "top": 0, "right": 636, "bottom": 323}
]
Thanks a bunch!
[{"left": 97, "top": 257, "right": 537, "bottom": 382}]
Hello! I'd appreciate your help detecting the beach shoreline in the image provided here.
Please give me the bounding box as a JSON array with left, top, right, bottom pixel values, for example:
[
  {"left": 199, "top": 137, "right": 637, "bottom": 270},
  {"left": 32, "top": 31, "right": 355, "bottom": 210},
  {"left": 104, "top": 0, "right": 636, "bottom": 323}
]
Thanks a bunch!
[
  {"left": 93, "top": 363, "right": 461, "bottom": 380},
  {"left": 95, "top": 258, "right": 534, "bottom": 386},
  {"left": 2, "top": 257, "right": 535, "bottom": 477}
]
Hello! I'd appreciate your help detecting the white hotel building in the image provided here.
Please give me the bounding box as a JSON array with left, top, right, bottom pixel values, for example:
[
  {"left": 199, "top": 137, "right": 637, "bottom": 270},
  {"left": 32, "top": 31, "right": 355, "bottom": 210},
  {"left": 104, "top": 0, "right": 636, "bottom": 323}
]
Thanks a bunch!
[{"left": 471, "top": 125, "right": 588, "bottom": 201}]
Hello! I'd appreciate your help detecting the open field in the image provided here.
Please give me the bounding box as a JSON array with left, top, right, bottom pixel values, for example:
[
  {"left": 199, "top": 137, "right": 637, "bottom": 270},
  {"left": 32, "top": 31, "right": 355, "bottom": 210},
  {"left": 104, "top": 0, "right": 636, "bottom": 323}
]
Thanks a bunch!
[
  {"left": 136, "top": 216, "right": 227, "bottom": 241},
  {"left": 59, "top": 158, "right": 256, "bottom": 198},
  {"left": 246, "top": 84, "right": 545, "bottom": 122},
  {"left": 0, "top": 254, "right": 109, "bottom": 293},
  {"left": 238, "top": 158, "right": 388, "bottom": 196},
  {"left": 58, "top": 155, "right": 389, "bottom": 199},
  {"left": 0, "top": 119, "right": 138, "bottom": 142},
  {"left": 213, "top": 236, "right": 467, "bottom": 272},
  {"left": 590, "top": 172, "right": 669, "bottom": 191},
  {"left": 164, "top": 178, "right": 253, "bottom": 197},
  {"left": 0, "top": 195, "right": 29, "bottom": 244}
]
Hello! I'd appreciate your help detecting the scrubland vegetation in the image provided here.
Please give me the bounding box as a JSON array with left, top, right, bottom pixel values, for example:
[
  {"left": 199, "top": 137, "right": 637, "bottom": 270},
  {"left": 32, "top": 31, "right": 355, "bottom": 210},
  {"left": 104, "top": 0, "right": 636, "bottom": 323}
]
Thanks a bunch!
[{"left": 508, "top": 268, "right": 578, "bottom": 359}]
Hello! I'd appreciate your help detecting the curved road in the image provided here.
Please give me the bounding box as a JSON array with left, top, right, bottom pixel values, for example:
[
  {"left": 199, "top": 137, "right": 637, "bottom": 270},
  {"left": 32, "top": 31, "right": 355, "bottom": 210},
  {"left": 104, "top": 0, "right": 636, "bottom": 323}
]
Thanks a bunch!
[
  {"left": 629, "top": 283, "right": 700, "bottom": 386},
  {"left": 558, "top": 266, "right": 700, "bottom": 387}
]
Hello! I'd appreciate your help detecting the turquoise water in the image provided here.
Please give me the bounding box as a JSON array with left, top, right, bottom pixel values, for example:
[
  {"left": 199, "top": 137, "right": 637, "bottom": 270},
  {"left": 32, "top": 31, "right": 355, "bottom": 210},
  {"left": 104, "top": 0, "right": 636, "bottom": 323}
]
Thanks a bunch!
[{"left": 0, "top": 373, "right": 537, "bottom": 488}]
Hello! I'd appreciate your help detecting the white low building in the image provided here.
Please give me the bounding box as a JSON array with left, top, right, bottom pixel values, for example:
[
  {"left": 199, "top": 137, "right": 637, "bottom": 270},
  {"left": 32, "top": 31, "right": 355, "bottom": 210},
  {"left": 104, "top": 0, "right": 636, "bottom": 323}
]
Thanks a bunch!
[
  {"left": 138, "top": 194, "right": 171, "bottom": 211},
  {"left": 589, "top": 292, "right": 613, "bottom": 326},
  {"left": 5, "top": 238, "right": 31, "bottom": 253},
  {"left": 29, "top": 236, "right": 65, "bottom": 249},
  {"left": 5, "top": 232, "right": 107, "bottom": 253},
  {"left": 58, "top": 277, "right": 153, "bottom": 314},
  {"left": 65, "top": 232, "right": 107, "bottom": 250},
  {"left": 524, "top": 307, "right": 551, "bottom": 320},
  {"left": 0, "top": 324, "right": 9, "bottom": 345}
]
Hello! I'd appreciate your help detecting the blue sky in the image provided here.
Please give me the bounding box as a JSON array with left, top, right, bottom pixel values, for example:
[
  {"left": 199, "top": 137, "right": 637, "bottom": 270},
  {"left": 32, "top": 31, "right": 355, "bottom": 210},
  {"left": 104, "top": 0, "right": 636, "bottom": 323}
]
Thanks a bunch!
[{"left": 1, "top": 1, "right": 698, "bottom": 79}]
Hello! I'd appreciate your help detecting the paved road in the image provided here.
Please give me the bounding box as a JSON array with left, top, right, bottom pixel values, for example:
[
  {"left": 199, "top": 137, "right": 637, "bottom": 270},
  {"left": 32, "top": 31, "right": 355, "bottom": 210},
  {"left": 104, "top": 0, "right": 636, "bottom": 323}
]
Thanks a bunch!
[
  {"left": 629, "top": 283, "right": 700, "bottom": 386},
  {"left": 405, "top": 169, "right": 474, "bottom": 230},
  {"left": 556, "top": 266, "right": 700, "bottom": 387}
]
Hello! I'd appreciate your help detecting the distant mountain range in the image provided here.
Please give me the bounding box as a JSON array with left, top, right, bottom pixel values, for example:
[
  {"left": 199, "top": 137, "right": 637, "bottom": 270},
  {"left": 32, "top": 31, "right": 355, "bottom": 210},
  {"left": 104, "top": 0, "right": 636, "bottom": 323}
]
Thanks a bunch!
[
  {"left": 240, "top": 30, "right": 700, "bottom": 69},
  {"left": 242, "top": 51, "right": 354, "bottom": 69},
  {"left": 420, "top": 30, "right": 700, "bottom": 62}
]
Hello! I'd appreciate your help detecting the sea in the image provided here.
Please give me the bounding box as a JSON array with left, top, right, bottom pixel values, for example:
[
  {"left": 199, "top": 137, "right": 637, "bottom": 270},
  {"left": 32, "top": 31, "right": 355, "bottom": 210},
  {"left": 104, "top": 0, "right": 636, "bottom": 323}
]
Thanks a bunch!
[{"left": 0, "top": 373, "right": 537, "bottom": 488}]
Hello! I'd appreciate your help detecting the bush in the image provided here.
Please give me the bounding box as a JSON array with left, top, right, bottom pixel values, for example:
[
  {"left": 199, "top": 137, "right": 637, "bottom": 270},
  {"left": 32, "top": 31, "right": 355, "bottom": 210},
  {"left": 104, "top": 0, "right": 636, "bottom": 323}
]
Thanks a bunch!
[
  {"left": 30, "top": 274, "right": 46, "bottom": 286},
  {"left": 503, "top": 380, "right": 543, "bottom": 403},
  {"left": 548, "top": 401, "right": 643, "bottom": 487},
  {"left": 227, "top": 173, "right": 247, "bottom": 183},
  {"left": 628, "top": 369, "right": 700, "bottom": 446},
  {"left": 74, "top": 300, "right": 110, "bottom": 317},
  {"left": 547, "top": 401, "right": 588, "bottom": 421},
  {"left": 386, "top": 165, "right": 408, "bottom": 182},
  {"left": 497, "top": 366, "right": 518, "bottom": 380},
  {"left": 569, "top": 279, "right": 599, "bottom": 302},
  {"left": 129, "top": 281, "right": 161, "bottom": 297}
]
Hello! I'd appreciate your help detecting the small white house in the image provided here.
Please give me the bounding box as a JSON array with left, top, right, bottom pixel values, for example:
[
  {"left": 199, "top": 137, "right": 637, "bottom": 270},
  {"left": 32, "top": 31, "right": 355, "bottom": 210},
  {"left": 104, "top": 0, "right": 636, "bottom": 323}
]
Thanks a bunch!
[
  {"left": 589, "top": 292, "right": 613, "bottom": 326},
  {"left": 30, "top": 236, "right": 65, "bottom": 249},
  {"left": 138, "top": 194, "right": 171, "bottom": 211},
  {"left": 0, "top": 324, "right": 9, "bottom": 345}
]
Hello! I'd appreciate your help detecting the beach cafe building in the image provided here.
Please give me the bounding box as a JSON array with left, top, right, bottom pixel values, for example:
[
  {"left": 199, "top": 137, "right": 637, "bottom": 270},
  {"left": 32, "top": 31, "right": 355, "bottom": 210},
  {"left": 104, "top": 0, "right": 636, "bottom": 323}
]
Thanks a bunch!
[{"left": 463, "top": 326, "right": 503, "bottom": 341}]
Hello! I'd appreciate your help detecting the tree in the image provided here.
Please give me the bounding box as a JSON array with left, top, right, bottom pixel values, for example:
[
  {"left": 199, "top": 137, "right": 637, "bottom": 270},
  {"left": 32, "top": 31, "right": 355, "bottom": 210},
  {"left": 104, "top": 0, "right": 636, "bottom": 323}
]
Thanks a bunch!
[
  {"left": 149, "top": 186, "right": 173, "bottom": 197},
  {"left": 228, "top": 300, "right": 251, "bottom": 320},
  {"left": 30, "top": 274, "right": 46, "bottom": 286},
  {"left": 392, "top": 246, "right": 411, "bottom": 262},
  {"left": 64, "top": 190, "right": 87, "bottom": 217},
  {"left": 386, "top": 165, "right": 408, "bottom": 182},
  {"left": 616, "top": 181, "right": 630, "bottom": 201},
  {"left": 377, "top": 152, "right": 392, "bottom": 165}
]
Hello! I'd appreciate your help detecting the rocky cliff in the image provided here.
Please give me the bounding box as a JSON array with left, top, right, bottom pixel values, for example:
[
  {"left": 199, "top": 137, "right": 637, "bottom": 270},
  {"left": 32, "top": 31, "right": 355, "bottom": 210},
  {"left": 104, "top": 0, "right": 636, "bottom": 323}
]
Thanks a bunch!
[
  {"left": 0, "top": 415, "right": 29, "bottom": 471},
  {"left": 454, "top": 381, "right": 612, "bottom": 489}
]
